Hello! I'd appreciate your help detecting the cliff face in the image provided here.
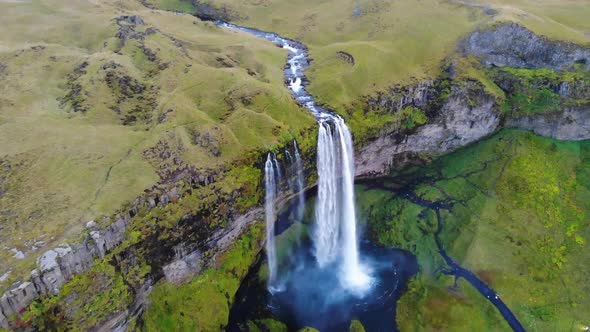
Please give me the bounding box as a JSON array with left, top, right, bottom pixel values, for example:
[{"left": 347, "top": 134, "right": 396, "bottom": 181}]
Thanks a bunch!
[
  {"left": 507, "top": 107, "right": 590, "bottom": 140},
  {"left": 356, "top": 22, "right": 590, "bottom": 178},
  {"left": 356, "top": 80, "right": 499, "bottom": 177},
  {"left": 460, "top": 23, "right": 590, "bottom": 70}
]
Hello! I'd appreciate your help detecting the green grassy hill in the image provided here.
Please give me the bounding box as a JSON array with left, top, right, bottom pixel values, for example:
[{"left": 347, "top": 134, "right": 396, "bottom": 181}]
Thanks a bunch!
[
  {"left": 206, "top": 0, "right": 589, "bottom": 111},
  {"left": 0, "top": 0, "right": 314, "bottom": 291}
]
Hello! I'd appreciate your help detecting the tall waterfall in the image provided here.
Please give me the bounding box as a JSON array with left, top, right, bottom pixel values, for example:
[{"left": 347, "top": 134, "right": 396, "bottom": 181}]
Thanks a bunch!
[
  {"left": 220, "top": 21, "right": 371, "bottom": 293},
  {"left": 293, "top": 140, "right": 305, "bottom": 219},
  {"left": 264, "top": 153, "right": 279, "bottom": 290},
  {"left": 314, "top": 118, "right": 371, "bottom": 291}
]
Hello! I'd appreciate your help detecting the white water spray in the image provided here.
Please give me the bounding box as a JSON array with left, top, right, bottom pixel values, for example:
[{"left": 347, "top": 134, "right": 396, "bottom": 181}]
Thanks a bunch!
[
  {"left": 264, "top": 153, "right": 279, "bottom": 290},
  {"left": 293, "top": 140, "right": 305, "bottom": 220},
  {"left": 314, "top": 118, "right": 371, "bottom": 292}
]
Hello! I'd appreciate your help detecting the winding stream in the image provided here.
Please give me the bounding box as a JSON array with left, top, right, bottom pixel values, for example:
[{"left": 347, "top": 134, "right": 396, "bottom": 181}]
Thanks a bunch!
[
  {"left": 218, "top": 20, "right": 525, "bottom": 332},
  {"left": 374, "top": 184, "right": 527, "bottom": 332}
]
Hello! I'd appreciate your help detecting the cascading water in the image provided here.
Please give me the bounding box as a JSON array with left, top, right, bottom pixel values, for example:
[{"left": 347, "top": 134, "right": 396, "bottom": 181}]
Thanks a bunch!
[
  {"left": 285, "top": 142, "right": 306, "bottom": 220},
  {"left": 293, "top": 140, "right": 305, "bottom": 220},
  {"left": 315, "top": 118, "right": 371, "bottom": 291},
  {"left": 264, "top": 153, "right": 279, "bottom": 290},
  {"left": 219, "top": 21, "right": 371, "bottom": 293},
  {"left": 284, "top": 149, "right": 294, "bottom": 190}
]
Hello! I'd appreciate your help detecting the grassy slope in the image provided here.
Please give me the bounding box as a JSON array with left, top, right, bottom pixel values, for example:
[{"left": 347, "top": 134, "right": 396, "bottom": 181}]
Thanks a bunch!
[
  {"left": 470, "top": 0, "right": 590, "bottom": 44},
  {"left": 0, "top": 0, "right": 314, "bottom": 291},
  {"left": 356, "top": 130, "right": 590, "bottom": 331},
  {"left": 207, "top": 0, "right": 484, "bottom": 110},
  {"left": 206, "top": 0, "right": 589, "bottom": 114}
]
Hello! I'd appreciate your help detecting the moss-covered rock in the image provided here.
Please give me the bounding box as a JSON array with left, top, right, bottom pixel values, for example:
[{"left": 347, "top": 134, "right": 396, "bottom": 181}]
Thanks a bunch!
[
  {"left": 19, "top": 261, "right": 133, "bottom": 331},
  {"left": 297, "top": 327, "right": 320, "bottom": 332},
  {"left": 142, "top": 222, "right": 265, "bottom": 331},
  {"left": 489, "top": 67, "right": 590, "bottom": 118}
]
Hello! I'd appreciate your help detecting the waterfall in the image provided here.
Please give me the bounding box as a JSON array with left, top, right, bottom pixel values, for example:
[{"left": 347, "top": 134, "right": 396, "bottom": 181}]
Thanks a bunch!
[
  {"left": 265, "top": 153, "right": 279, "bottom": 290},
  {"left": 314, "top": 122, "right": 339, "bottom": 266},
  {"left": 333, "top": 118, "right": 370, "bottom": 290},
  {"left": 284, "top": 149, "right": 294, "bottom": 191},
  {"left": 314, "top": 118, "right": 371, "bottom": 291},
  {"left": 293, "top": 140, "right": 305, "bottom": 219},
  {"left": 220, "top": 21, "right": 371, "bottom": 294}
]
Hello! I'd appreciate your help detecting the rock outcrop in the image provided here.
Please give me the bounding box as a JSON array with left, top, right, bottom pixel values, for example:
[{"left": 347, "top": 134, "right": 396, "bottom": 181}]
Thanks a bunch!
[
  {"left": 357, "top": 22, "right": 590, "bottom": 178},
  {"left": 0, "top": 217, "right": 127, "bottom": 328},
  {"left": 461, "top": 23, "right": 590, "bottom": 70},
  {"left": 356, "top": 80, "right": 500, "bottom": 177},
  {"left": 508, "top": 106, "right": 590, "bottom": 140}
]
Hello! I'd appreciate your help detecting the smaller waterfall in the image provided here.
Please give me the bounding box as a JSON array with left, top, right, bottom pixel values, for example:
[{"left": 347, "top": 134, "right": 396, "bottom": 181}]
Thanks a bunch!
[
  {"left": 284, "top": 149, "right": 294, "bottom": 191},
  {"left": 293, "top": 140, "right": 305, "bottom": 219},
  {"left": 265, "top": 153, "right": 280, "bottom": 290}
]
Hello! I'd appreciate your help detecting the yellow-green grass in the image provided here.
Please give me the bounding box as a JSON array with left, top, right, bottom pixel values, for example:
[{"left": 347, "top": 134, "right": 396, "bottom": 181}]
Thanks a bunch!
[
  {"left": 358, "top": 130, "right": 590, "bottom": 331},
  {"left": 468, "top": 0, "right": 590, "bottom": 45},
  {"left": 208, "top": 0, "right": 486, "bottom": 111},
  {"left": 207, "top": 0, "right": 588, "bottom": 115},
  {"left": 143, "top": 0, "right": 197, "bottom": 13},
  {"left": 0, "top": 0, "right": 314, "bottom": 292}
]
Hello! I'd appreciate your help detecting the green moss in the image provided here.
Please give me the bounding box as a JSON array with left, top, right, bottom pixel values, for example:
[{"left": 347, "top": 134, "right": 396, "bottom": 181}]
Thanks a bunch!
[
  {"left": 345, "top": 103, "right": 394, "bottom": 146},
  {"left": 143, "top": 222, "right": 265, "bottom": 331},
  {"left": 223, "top": 165, "right": 262, "bottom": 213},
  {"left": 396, "top": 106, "right": 428, "bottom": 130},
  {"left": 346, "top": 103, "right": 429, "bottom": 147},
  {"left": 20, "top": 261, "right": 132, "bottom": 331},
  {"left": 396, "top": 276, "right": 508, "bottom": 332},
  {"left": 490, "top": 67, "right": 589, "bottom": 117},
  {"left": 357, "top": 129, "right": 590, "bottom": 331},
  {"left": 349, "top": 319, "right": 366, "bottom": 332},
  {"left": 251, "top": 319, "right": 288, "bottom": 332}
]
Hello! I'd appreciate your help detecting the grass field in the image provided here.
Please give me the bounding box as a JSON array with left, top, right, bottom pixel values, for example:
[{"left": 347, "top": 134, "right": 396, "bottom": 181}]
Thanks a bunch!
[
  {"left": 206, "top": 0, "right": 589, "bottom": 114},
  {"left": 357, "top": 129, "right": 590, "bottom": 331},
  {"left": 0, "top": 0, "right": 314, "bottom": 291}
]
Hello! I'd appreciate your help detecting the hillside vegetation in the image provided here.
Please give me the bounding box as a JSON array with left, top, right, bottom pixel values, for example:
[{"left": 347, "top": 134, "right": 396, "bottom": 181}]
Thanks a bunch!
[
  {"left": 205, "top": 0, "right": 589, "bottom": 113},
  {"left": 0, "top": 0, "right": 314, "bottom": 291},
  {"left": 357, "top": 130, "right": 590, "bottom": 331}
]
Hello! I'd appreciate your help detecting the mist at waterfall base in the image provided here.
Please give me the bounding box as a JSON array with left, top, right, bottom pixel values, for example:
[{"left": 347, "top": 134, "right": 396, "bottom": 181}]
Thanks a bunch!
[
  {"left": 228, "top": 188, "right": 418, "bottom": 332},
  {"left": 231, "top": 139, "right": 418, "bottom": 331},
  {"left": 219, "top": 21, "right": 417, "bottom": 331}
]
